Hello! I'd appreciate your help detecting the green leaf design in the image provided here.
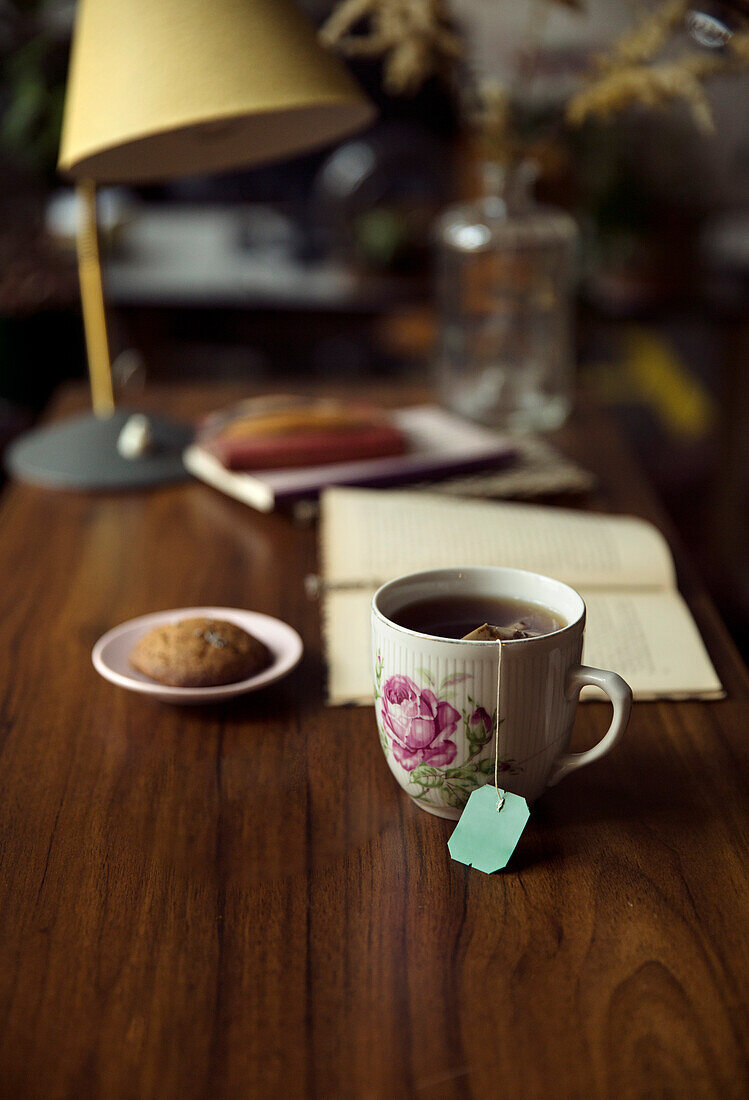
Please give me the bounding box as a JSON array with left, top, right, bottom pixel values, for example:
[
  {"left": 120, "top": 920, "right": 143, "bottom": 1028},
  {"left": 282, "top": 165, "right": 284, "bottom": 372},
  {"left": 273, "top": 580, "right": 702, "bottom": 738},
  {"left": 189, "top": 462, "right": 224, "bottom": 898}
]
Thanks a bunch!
[
  {"left": 410, "top": 787, "right": 432, "bottom": 801},
  {"left": 414, "top": 668, "right": 435, "bottom": 687},
  {"left": 467, "top": 735, "right": 490, "bottom": 761},
  {"left": 466, "top": 727, "right": 488, "bottom": 746},
  {"left": 445, "top": 763, "right": 478, "bottom": 779},
  {"left": 420, "top": 775, "right": 445, "bottom": 789},
  {"left": 440, "top": 673, "right": 471, "bottom": 691},
  {"left": 409, "top": 765, "right": 444, "bottom": 789}
]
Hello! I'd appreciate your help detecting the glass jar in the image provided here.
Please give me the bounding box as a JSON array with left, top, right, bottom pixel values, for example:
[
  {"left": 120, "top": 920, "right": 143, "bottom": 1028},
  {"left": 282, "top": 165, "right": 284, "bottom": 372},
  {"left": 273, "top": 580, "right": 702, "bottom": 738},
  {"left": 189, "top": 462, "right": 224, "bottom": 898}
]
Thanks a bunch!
[{"left": 434, "top": 161, "right": 578, "bottom": 432}]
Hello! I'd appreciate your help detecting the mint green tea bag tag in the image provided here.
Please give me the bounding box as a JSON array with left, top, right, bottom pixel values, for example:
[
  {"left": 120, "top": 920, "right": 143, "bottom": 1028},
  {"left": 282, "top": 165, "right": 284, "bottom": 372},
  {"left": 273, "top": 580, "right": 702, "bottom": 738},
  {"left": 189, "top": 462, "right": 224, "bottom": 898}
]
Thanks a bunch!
[
  {"left": 448, "top": 785, "right": 529, "bottom": 873},
  {"left": 448, "top": 639, "right": 530, "bottom": 873}
]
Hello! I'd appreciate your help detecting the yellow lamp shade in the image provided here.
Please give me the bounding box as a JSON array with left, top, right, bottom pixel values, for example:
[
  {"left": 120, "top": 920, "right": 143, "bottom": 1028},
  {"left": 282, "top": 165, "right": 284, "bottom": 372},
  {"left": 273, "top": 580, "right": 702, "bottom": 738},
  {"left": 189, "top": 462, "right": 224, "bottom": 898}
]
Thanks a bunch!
[{"left": 58, "top": 0, "right": 375, "bottom": 183}]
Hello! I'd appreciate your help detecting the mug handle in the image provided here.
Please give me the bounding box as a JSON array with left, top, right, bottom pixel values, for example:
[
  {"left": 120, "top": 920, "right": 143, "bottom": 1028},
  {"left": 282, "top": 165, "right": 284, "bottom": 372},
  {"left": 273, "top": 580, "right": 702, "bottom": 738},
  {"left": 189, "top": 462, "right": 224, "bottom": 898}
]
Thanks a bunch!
[{"left": 547, "top": 665, "right": 632, "bottom": 787}]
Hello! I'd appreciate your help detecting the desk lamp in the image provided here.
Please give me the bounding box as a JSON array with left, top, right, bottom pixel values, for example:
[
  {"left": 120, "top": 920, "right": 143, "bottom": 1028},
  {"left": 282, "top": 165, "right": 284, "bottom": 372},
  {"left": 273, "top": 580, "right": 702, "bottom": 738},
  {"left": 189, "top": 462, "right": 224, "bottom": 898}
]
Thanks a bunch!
[{"left": 7, "top": 0, "right": 373, "bottom": 489}]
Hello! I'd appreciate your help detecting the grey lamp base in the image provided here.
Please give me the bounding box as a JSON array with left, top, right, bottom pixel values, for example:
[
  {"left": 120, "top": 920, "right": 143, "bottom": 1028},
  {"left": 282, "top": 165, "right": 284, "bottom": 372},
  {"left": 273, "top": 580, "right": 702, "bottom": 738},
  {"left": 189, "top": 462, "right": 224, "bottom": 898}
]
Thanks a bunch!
[{"left": 5, "top": 409, "right": 193, "bottom": 490}]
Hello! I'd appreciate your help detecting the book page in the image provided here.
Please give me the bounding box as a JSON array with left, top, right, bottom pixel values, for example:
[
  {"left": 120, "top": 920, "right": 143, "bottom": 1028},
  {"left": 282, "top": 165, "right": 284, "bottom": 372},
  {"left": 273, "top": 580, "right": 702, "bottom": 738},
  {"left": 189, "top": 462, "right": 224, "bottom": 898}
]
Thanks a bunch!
[
  {"left": 579, "top": 590, "right": 724, "bottom": 700},
  {"left": 321, "top": 488, "right": 676, "bottom": 592},
  {"left": 324, "top": 589, "right": 373, "bottom": 706},
  {"left": 323, "top": 588, "right": 723, "bottom": 706}
]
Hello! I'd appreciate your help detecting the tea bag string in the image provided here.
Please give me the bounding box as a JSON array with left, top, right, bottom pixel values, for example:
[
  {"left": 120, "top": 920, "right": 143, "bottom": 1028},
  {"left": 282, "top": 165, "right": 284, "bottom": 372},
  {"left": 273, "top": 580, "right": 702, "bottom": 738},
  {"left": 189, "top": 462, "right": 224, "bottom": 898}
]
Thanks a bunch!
[
  {"left": 494, "top": 639, "right": 505, "bottom": 812},
  {"left": 490, "top": 637, "right": 569, "bottom": 810}
]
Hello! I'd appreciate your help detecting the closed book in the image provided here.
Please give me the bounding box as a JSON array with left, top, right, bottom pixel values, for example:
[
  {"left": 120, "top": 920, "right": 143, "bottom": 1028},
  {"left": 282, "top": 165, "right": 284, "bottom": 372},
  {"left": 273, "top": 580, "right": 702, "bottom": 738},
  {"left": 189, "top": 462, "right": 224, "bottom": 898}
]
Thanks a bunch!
[{"left": 184, "top": 405, "right": 516, "bottom": 513}]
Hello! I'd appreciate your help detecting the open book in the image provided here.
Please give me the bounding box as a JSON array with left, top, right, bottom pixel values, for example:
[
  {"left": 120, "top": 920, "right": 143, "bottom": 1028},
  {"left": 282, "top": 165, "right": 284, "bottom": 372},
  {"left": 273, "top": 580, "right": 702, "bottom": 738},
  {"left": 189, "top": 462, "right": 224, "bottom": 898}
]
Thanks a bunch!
[{"left": 319, "top": 487, "right": 723, "bottom": 705}]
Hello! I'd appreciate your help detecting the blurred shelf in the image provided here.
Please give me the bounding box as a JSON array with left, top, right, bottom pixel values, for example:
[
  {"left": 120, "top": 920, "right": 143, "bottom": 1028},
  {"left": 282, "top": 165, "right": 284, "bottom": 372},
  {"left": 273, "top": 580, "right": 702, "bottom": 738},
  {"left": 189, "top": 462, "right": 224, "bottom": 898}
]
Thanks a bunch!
[{"left": 103, "top": 204, "right": 426, "bottom": 312}]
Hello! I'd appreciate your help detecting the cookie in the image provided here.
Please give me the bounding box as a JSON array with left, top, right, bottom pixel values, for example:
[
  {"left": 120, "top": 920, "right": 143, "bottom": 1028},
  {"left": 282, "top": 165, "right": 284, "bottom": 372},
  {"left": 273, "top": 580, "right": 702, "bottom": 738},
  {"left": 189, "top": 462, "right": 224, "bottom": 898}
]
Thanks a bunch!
[{"left": 129, "top": 617, "right": 271, "bottom": 687}]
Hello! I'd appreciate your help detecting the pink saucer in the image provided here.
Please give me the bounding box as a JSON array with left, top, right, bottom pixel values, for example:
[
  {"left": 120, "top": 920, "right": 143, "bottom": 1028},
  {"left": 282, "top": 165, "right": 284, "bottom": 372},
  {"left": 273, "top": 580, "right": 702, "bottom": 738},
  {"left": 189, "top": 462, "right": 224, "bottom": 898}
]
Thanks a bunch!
[{"left": 92, "top": 606, "right": 303, "bottom": 704}]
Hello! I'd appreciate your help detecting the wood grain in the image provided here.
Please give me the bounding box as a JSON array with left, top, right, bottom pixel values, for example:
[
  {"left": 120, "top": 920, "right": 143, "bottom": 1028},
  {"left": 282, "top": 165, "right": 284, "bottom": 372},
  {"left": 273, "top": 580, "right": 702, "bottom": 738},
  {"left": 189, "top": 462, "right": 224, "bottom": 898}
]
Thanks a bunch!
[{"left": 0, "top": 383, "right": 747, "bottom": 1099}]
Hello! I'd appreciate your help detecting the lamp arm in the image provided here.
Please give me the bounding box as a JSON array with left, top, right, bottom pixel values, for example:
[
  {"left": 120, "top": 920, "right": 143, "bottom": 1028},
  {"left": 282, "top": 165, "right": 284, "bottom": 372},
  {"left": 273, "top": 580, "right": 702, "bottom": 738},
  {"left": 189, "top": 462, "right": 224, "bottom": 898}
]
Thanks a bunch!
[{"left": 76, "top": 180, "right": 115, "bottom": 418}]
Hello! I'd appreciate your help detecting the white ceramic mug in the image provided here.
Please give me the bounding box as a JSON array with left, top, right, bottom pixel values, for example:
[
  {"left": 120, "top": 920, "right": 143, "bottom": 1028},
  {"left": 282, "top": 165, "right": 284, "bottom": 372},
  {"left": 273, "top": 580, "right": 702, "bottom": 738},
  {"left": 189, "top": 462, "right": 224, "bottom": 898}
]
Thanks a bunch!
[{"left": 372, "top": 566, "right": 632, "bottom": 819}]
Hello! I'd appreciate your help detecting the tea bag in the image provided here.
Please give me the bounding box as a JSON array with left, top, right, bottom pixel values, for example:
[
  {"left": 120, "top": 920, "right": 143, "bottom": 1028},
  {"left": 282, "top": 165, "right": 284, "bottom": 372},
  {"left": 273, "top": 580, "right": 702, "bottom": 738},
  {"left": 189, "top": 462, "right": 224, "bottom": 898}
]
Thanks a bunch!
[{"left": 462, "top": 621, "right": 539, "bottom": 642}]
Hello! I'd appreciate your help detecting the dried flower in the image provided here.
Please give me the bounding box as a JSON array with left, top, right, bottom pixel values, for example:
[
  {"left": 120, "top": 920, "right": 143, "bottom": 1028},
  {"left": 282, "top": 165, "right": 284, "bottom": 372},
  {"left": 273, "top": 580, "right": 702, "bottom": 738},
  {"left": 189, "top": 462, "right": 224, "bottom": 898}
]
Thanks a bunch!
[
  {"left": 320, "top": 0, "right": 463, "bottom": 94},
  {"left": 567, "top": 55, "right": 723, "bottom": 131},
  {"left": 597, "top": 0, "right": 691, "bottom": 70},
  {"left": 567, "top": 0, "right": 749, "bottom": 132},
  {"left": 322, "top": 1, "right": 749, "bottom": 137}
]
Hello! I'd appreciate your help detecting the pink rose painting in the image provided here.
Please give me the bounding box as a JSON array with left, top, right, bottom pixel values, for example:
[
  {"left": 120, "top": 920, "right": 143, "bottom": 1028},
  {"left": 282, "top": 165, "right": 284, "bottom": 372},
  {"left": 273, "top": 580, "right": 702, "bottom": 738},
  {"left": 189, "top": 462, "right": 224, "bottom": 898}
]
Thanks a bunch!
[
  {"left": 380, "top": 674, "right": 460, "bottom": 771},
  {"left": 470, "top": 706, "right": 492, "bottom": 736}
]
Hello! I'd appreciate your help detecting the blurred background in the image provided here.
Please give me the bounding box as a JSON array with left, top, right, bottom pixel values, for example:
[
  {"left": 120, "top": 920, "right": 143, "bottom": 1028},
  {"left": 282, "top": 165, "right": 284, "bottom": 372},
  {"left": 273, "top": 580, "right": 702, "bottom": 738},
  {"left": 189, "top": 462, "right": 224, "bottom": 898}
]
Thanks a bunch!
[{"left": 0, "top": 0, "right": 747, "bottom": 655}]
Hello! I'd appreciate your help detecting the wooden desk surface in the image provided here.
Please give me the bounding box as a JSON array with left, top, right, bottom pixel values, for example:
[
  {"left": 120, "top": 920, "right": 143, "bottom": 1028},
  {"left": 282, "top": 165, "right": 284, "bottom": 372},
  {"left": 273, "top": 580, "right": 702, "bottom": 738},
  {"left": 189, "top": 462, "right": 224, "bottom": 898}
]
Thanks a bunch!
[{"left": 1, "top": 384, "right": 747, "bottom": 1099}]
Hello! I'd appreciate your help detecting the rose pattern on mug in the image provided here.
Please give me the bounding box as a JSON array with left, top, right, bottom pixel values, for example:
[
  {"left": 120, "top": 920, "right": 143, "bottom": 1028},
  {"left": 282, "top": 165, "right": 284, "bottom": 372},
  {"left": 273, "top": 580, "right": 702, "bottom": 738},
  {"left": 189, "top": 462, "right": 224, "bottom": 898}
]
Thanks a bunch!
[
  {"left": 375, "top": 650, "right": 521, "bottom": 811},
  {"left": 380, "top": 674, "right": 460, "bottom": 769}
]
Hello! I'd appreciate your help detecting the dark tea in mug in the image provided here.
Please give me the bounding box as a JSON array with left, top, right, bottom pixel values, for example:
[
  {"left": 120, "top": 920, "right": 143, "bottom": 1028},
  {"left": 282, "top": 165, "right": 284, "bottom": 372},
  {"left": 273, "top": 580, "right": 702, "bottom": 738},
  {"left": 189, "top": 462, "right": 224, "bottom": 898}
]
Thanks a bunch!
[{"left": 391, "top": 594, "right": 565, "bottom": 641}]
